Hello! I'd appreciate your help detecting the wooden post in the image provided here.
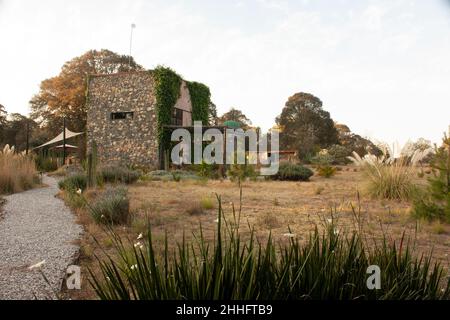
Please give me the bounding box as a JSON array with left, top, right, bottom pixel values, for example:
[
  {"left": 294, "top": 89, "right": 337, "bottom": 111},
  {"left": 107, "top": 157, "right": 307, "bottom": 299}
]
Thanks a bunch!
[
  {"left": 62, "top": 117, "right": 66, "bottom": 166},
  {"left": 25, "top": 120, "right": 29, "bottom": 155}
]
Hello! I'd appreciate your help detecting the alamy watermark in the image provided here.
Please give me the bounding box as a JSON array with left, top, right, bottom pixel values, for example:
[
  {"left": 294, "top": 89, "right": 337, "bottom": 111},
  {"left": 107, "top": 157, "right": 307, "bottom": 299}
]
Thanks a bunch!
[{"left": 170, "top": 121, "right": 280, "bottom": 176}]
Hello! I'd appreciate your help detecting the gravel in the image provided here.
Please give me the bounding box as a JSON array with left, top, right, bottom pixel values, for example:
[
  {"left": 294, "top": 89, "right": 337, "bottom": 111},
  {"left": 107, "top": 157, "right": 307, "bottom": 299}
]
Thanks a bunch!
[{"left": 0, "top": 175, "right": 83, "bottom": 300}]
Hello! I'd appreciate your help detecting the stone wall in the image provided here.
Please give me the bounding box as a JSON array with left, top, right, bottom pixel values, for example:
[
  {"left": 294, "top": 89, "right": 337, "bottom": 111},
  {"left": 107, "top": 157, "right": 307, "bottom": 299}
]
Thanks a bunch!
[{"left": 86, "top": 71, "right": 159, "bottom": 168}]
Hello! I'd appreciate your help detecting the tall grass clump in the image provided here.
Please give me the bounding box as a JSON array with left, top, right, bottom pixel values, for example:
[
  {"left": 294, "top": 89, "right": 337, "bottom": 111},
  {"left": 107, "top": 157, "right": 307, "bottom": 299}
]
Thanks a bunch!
[
  {"left": 348, "top": 145, "right": 432, "bottom": 200},
  {"left": 58, "top": 173, "right": 87, "bottom": 192},
  {"left": 89, "top": 195, "right": 449, "bottom": 300},
  {"left": 85, "top": 186, "right": 130, "bottom": 225},
  {"left": 98, "top": 166, "right": 141, "bottom": 185},
  {"left": 0, "top": 145, "right": 39, "bottom": 194}
]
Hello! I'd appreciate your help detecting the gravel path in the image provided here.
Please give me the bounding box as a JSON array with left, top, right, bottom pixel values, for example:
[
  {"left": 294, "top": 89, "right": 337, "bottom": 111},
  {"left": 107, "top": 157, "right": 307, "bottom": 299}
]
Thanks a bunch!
[{"left": 0, "top": 175, "right": 83, "bottom": 300}]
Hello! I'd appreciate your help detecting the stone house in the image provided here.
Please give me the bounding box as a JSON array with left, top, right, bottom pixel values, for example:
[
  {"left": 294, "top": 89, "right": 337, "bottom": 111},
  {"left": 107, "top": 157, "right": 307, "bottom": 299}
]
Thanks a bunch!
[{"left": 86, "top": 71, "right": 193, "bottom": 168}]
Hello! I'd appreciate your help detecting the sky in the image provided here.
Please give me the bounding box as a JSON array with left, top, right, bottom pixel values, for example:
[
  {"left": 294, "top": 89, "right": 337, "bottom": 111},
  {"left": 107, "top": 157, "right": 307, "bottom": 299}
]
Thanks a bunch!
[{"left": 0, "top": 0, "right": 450, "bottom": 145}]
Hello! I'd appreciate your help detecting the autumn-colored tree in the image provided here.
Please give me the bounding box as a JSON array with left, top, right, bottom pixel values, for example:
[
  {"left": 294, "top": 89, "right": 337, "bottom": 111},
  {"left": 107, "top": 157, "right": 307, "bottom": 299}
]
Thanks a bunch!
[
  {"left": 218, "top": 108, "right": 252, "bottom": 129},
  {"left": 30, "top": 49, "right": 143, "bottom": 134},
  {"left": 276, "top": 92, "right": 338, "bottom": 159}
]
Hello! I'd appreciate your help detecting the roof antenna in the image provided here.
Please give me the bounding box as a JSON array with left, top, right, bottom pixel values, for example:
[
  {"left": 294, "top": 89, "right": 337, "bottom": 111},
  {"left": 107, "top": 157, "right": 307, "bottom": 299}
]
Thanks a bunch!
[{"left": 129, "top": 23, "right": 136, "bottom": 68}]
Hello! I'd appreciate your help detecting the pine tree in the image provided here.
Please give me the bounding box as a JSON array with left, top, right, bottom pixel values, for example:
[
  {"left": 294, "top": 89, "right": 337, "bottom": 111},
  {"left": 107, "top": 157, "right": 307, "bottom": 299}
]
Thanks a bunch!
[{"left": 413, "top": 133, "right": 450, "bottom": 222}]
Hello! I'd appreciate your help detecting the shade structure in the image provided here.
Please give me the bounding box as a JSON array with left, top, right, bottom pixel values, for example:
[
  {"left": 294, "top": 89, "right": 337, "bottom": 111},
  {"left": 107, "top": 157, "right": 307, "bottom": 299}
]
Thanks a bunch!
[
  {"left": 48, "top": 144, "right": 78, "bottom": 150},
  {"left": 34, "top": 129, "right": 83, "bottom": 149}
]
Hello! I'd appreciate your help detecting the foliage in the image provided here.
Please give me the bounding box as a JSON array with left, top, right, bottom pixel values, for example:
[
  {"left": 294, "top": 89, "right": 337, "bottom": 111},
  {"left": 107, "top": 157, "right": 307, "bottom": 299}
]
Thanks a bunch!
[
  {"left": 186, "top": 81, "right": 210, "bottom": 124},
  {"left": 276, "top": 92, "right": 338, "bottom": 160},
  {"left": 58, "top": 173, "right": 87, "bottom": 192},
  {"left": 35, "top": 152, "right": 58, "bottom": 172},
  {"left": 272, "top": 163, "right": 313, "bottom": 181},
  {"left": 98, "top": 166, "right": 141, "bottom": 185},
  {"left": 227, "top": 164, "right": 257, "bottom": 181},
  {"left": 317, "top": 165, "right": 337, "bottom": 178},
  {"left": 85, "top": 186, "right": 130, "bottom": 225},
  {"left": 218, "top": 108, "right": 252, "bottom": 129},
  {"left": 413, "top": 134, "right": 450, "bottom": 222},
  {"left": 347, "top": 147, "right": 428, "bottom": 200},
  {"left": 310, "top": 151, "right": 334, "bottom": 166},
  {"left": 30, "top": 49, "right": 143, "bottom": 135},
  {"left": 335, "top": 123, "right": 382, "bottom": 157},
  {"left": 152, "top": 66, "right": 182, "bottom": 150},
  {"left": 142, "top": 170, "right": 200, "bottom": 181},
  {"left": 327, "top": 144, "right": 352, "bottom": 165},
  {"left": 0, "top": 113, "right": 39, "bottom": 152},
  {"left": 208, "top": 102, "right": 218, "bottom": 125},
  {"left": 195, "top": 161, "right": 220, "bottom": 179},
  {"left": 89, "top": 197, "right": 450, "bottom": 300},
  {"left": 0, "top": 145, "right": 39, "bottom": 194}
]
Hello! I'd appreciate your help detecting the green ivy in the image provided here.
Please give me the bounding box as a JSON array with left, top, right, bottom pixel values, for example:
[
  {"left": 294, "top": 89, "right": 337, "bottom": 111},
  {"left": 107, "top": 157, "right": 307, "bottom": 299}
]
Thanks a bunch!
[
  {"left": 152, "top": 66, "right": 182, "bottom": 148},
  {"left": 152, "top": 66, "right": 211, "bottom": 155},
  {"left": 187, "top": 81, "right": 210, "bottom": 124}
]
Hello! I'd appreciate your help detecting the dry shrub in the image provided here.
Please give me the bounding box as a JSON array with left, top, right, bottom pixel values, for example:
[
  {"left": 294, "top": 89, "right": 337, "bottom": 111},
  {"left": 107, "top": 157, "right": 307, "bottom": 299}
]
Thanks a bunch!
[{"left": 0, "top": 145, "right": 39, "bottom": 194}]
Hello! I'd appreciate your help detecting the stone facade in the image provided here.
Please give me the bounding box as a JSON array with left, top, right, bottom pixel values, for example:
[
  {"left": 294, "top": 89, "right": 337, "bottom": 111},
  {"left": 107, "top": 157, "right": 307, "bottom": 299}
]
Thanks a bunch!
[{"left": 86, "top": 71, "right": 192, "bottom": 168}]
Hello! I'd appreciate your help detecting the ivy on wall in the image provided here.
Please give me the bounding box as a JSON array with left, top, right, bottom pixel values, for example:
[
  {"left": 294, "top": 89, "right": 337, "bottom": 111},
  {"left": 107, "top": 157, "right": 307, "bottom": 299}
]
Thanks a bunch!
[
  {"left": 152, "top": 66, "right": 211, "bottom": 153},
  {"left": 152, "top": 66, "right": 182, "bottom": 148},
  {"left": 186, "top": 81, "right": 210, "bottom": 125}
]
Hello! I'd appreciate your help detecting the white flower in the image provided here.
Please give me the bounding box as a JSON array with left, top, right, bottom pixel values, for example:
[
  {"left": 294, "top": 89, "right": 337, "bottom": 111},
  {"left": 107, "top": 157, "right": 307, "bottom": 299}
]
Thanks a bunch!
[
  {"left": 327, "top": 219, "right": 332, "bottom": 224},
  {"left": 76, "top": 188, "right": 82, "bottom": 195},
  {"left": 134, "top": 242, "right": 142, "bottom": 248},
  {"left": 334, "top": 229, "right": 340, "bottom": 235},
  {"left": 130, "top": 264, "right": 138, "bottom": 270},
  {"left": 214, "top": 219, "right": 219, "bottom": 223},
  {"left": 29, "top": 260, "right": 46, "bottom": 270},
  {"left": 101, "top": 215, "right": 105, "bottom": 219},
  {"left": 137, "top": 233, "right": 143, "bottom": 240},
  {"left": 283, "top": 233, "right": 295, "bottom": 238}
]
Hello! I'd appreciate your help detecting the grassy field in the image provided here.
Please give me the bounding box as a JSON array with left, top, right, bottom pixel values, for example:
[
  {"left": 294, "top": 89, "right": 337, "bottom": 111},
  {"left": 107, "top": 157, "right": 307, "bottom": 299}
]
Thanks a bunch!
[{"left": 64, "top": 167, "right": 450, "bottom": 299}]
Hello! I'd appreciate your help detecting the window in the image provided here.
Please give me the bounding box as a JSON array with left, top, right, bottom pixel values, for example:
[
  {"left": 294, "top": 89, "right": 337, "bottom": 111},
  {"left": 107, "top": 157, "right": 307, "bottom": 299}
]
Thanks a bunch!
[
  {"left": 111, "top": 112, "right": 134, "bottom": 120},
  {"left": 171, "top": 108, "right": 183, "bottom": 126}
]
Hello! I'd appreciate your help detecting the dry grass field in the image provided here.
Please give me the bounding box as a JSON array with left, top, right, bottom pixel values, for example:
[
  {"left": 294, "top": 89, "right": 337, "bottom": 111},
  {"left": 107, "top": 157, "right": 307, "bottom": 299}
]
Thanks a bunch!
[{"left": 65, "top": 167, "right": 450, "bottom": 299}]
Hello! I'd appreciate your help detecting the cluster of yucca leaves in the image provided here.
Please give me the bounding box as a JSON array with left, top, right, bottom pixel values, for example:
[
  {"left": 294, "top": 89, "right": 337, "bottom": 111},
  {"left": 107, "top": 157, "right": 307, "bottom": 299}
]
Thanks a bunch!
[{"left": 90, "top": 195, "right": 449, "bottom": 300}]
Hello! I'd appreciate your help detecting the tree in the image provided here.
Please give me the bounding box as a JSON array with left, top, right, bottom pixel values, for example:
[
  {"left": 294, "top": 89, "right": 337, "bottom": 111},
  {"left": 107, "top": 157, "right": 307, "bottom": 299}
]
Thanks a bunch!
[
  {"left": 218, "top": 108, "right": 252, "bottom": 129},
  {"left": 413, "top": 133, "right": 450, "bottom": 222},
  {"left": 0, "top": 104, "right": 7, "bottom": 142},
  {"left": 30, "top": 49, "right": 143, "bottom": 134},
  {"left": 208, "top": 101, "right": 218, "bottom": 126},
  {"left": 276, "top": 92, "right": 338, "bottom": 159},
  {"left": 1, "top": 113, "right": 38, "bottom": 151},
  {"left": 334, "top": 122, "right": 382, "bottom": 157}
]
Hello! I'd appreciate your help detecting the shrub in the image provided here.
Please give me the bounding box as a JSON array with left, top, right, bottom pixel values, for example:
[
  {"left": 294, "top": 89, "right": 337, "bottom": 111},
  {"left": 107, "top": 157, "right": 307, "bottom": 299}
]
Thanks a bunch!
[
  {"left": 412, "top": 134, "right": 450, "bottom": 222},
  {"left": 273, "top": 163, "right": 313, "bottom": 181},
  {"left": 186, "top": 202, "right": 205, "bottom": 215},
  {"left": 58, "top": 173, "right": 87, "bottom": 192},
  {"left": 142, "top": 170, "right": 201, "bottom": 181},
  {"left": 194, "top": 161, "right": 221, "bottom": 179},
  {"left": 310, "top": 152, "right": 334, "bottom": 166},
  {"left": 87, "top": 186, "right": 130, "bottom": 225},
  {"left": 327, "top": 144, "right": 351, "bottom": 165},
  {"left": 317, "top": 165, "right": 337, "bottom": 178},
  {"left": 89, "top": 197, "right": 450, "bottom": 300},
  {"left": 227, "top": 164, "right": 257, "bottom": 182},
  {"left": 98, "top": 166, "right": 141, "bottom": 185},
  {"left": 0, "top": 145, "right": 39, "bottom": 194},
  {"left": 35, "top": 153, "right": 58, "bottom": 172},
  {"left": 200, "top": 197, "right": 215, "bottom": 210}
]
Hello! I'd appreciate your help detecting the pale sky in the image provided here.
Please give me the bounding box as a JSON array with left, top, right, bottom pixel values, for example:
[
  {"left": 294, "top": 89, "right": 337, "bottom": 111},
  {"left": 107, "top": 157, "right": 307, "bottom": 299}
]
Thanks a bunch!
[{"left": 1, "top": 0, "right": 450, "bottom": 145}]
